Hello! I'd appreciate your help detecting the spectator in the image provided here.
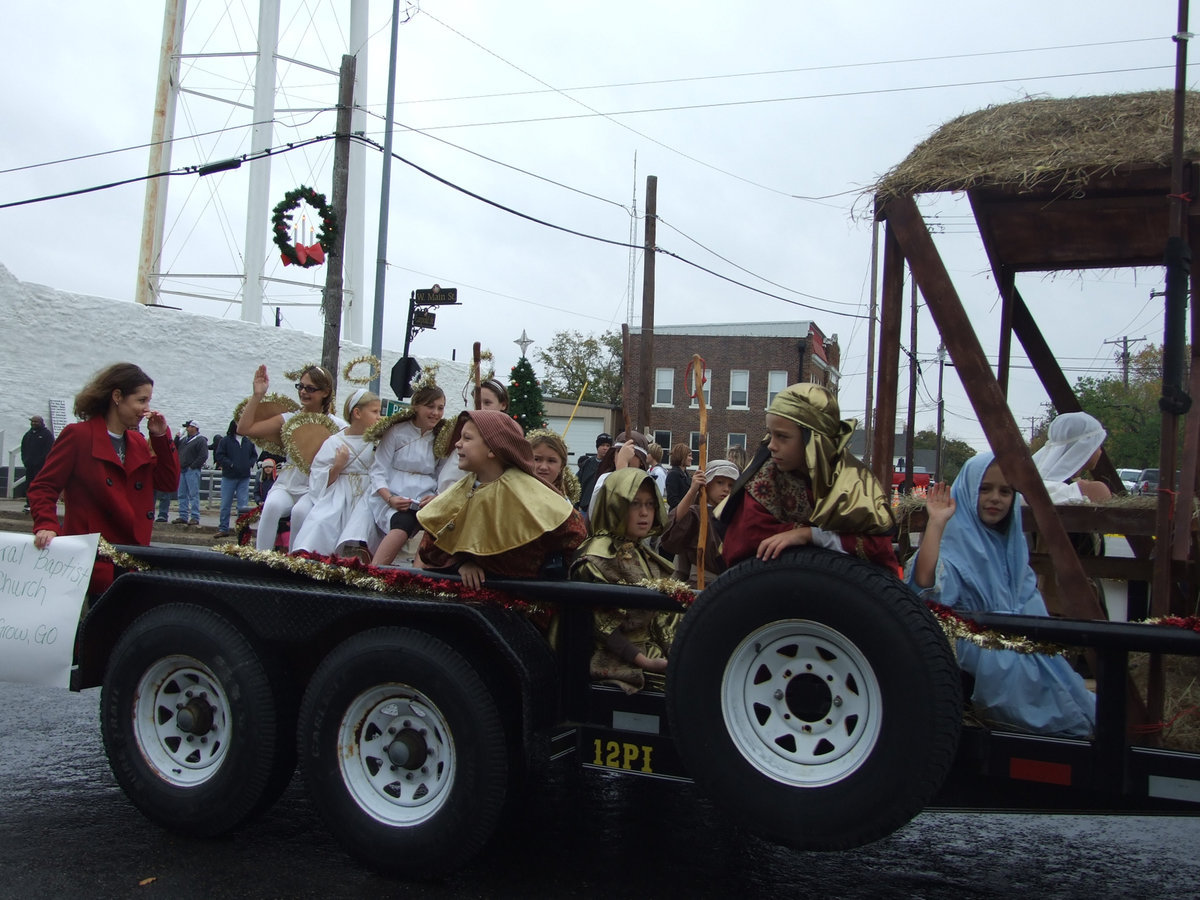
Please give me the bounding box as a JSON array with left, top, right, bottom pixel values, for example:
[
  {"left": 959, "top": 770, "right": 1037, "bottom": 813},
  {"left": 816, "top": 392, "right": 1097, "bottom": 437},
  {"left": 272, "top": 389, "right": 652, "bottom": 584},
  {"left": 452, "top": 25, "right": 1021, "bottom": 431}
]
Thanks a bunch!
[
  {"left": 665, "top": 442, "right": 693, "bottom": 511},
  {"left": 646, "top": 442, "right": 668, "bottom": 495},
  {"left": 20, "top": 415, "right": 54, "bottom": 513},
  {"left": 173, "top": 420, "right": 207, "bottom": 526},
  {"left": 213, "top": 419, "right": 259, "bottom": 539},
  {"left": 577, "top": 432, "right": 613, "bottom": 511},
  {"left": 258, "top": 457, "right": 279, "bottom": 503},
  {"left": 28, "top": 362, "right": 179, "bottom": 596}
]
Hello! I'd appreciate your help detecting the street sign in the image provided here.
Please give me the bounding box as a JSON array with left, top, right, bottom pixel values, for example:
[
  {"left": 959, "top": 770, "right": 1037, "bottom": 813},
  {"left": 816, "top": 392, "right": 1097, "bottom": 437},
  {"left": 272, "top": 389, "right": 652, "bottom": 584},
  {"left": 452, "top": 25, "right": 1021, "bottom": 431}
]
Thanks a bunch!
[
  {"left": 413, "top": 310, "right": 437, "bottom": 328},
  {"left": 381, "top": 399, "right": 407, "bottom": 416},
  {"left": 413, "top": 285, "right": 458, "bottom": 306}
]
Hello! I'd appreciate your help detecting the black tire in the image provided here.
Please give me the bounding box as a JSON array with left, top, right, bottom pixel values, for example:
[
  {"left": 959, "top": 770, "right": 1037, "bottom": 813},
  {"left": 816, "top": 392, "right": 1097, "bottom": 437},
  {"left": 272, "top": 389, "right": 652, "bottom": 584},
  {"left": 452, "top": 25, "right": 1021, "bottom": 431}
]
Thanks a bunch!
[
  {"left": 298, "top": 627, "right": 509, "bottom": 877},
  {"left": 100, "top": 603, "right": 296, "bottom": 837},
  {"left": 666, "top": 547, "right": 961, "bottom": 851}
]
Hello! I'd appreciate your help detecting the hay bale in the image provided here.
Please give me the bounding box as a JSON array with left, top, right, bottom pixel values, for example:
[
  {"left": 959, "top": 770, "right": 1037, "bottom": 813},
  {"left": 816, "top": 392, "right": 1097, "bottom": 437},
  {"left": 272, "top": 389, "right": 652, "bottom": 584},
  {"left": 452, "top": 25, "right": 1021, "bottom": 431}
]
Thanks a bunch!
[
  {"left": 1128, "top": 652, "right": 1200, "bottom": 751},
  {"left": 874, "top": 90, "right": 1200, "bottom": 202}
]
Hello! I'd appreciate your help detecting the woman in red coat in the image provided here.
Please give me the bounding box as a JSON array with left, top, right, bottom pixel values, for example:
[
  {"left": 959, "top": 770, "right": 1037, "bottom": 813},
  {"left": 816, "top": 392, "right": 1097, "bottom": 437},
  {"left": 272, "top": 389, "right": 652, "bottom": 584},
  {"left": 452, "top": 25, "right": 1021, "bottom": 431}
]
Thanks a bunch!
[{"left": 29, "top": 362, "right": 180, "bottom": 596}]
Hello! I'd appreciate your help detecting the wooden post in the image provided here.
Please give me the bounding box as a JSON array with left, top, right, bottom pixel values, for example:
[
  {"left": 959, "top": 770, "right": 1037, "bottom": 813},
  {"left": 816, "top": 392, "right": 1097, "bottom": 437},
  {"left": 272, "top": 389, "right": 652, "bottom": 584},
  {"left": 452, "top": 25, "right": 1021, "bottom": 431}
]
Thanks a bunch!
[
  {"left": 321, "top": 53, "right": 356, "bottom": 378},
  {"left": 638, "top": 176, "right": 658, "bottom": 432},
  {"left": 871, "top": 215, "right": 904, "bottom": 487},
  {"left": 902, "top": 275, "right": 917, "bottom": 494}
]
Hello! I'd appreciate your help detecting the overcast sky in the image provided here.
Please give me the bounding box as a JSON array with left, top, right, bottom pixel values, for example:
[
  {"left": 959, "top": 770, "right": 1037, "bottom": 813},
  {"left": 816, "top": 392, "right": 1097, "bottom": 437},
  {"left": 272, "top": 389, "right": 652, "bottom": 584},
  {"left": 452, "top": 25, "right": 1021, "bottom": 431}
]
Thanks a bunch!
[{"left": 1, "top": 1, "right": 1189, "bottom": 454}]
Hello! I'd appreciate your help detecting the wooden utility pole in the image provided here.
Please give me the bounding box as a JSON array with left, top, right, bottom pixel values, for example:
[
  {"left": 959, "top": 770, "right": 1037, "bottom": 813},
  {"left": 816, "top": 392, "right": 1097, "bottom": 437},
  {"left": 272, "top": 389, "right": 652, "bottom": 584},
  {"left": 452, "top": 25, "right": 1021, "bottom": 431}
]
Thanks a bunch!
[
  {"left": 321, "top": 53, "right": 356, "bottom": 378},
  {"left": 638, "top": 175, "right": 658, "bottom": 432},
  {"left": 863, "top": 218, "right": 880, "bottom": 465}
]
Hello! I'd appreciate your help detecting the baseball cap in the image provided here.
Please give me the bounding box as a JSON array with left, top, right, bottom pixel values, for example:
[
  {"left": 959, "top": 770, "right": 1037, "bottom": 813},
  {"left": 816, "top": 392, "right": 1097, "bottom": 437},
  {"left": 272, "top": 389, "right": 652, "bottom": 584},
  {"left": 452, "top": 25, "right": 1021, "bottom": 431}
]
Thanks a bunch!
[
  {"left": 183, "top": 420, "right": 199, "bottom": 428},
  {"left": 596, "top": 433, "right": 613, "bottom": 447},
  {"left": 705, "top": 459, "right": 739, "bottom": 482}
]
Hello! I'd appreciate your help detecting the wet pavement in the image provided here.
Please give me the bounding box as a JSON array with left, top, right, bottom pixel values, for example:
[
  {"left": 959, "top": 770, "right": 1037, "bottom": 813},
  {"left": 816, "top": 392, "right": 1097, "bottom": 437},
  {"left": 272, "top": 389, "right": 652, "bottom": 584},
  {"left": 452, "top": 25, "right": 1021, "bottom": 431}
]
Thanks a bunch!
[{"left": 1, "top": 681, "right": 1198, "bottom": 899}]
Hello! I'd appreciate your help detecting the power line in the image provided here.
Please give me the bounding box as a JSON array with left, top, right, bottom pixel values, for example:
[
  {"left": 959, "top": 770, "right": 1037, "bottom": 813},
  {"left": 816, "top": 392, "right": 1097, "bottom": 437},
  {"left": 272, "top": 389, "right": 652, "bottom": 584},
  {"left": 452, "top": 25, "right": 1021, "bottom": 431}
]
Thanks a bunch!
[
  {"left": 0, "top": 134, "right": 340, "bottom": 210},
  {"left": 386, "top": 36, "right": 1165, "bottom": 106}
]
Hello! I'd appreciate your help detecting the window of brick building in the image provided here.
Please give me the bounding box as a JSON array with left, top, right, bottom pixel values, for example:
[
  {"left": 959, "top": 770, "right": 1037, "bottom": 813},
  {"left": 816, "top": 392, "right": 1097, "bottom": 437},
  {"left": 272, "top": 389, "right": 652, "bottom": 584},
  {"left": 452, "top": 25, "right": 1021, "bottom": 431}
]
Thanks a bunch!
[
  {"left": 729, "top": 370, "right": 749, "bottom": 408},
  {"left": 767, "top": 369, "right": 788, "bottom": 407},
  {"left": 689, "top": 431, "right": 702, "bottom": 455},
  {"left": 653, "top": 429, "right": 671, "bottom": 449},
  {"left": 688, "top": 368, "right": 712, "bottom": 408},
  {"left": 727, "top": 433, "right": 747, "bottom": 451},
  {"left": 654, "top": 368, "right": 674, "bottom": 406}
]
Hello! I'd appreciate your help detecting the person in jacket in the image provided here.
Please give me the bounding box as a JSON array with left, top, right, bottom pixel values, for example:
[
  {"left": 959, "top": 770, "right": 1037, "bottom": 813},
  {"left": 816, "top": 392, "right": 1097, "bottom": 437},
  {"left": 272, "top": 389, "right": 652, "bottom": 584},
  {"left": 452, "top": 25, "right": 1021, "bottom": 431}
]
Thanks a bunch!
[
  {"left": 664, "top": 442, "right": 692, "bottom": 511},
  {"left": 577, "top": 432, "right": 613, "bottom": 512},
  {"left": 213, "top": 419, "right": 259, "bottom": 538},
  {"left": 29, "top": 362, "right": 180, "bottom": 596},
  {"left": 20, "top": 415, "right": 54, "bottom": 512},
  {"left": 174, "top": 419, "right": 208, "bottom": 526}
]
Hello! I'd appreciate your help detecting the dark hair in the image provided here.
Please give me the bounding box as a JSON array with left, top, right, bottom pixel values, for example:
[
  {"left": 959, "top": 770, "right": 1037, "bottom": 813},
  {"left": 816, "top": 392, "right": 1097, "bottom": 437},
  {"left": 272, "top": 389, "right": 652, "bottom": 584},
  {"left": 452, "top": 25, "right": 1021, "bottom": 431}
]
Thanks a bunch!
[
  {"left": 74, "top": 363, "right": 153, "bottom": 420},
  {"left": 596, "top": 430, "right": 648, "bottom": 477},
  {"left": 227, "top": 419, "right": 238, "bottom": 437},
  {"left": 475, "top": 378, "right": 509, "bottom": 410},
  {"left": 410, "top": 384, "right": 446, "bottom": 409},
  {"left": 301, "top": 365, "right": 335, "bottom": 414},
  {"left": 670, "top": 442, "right": 691, "bottom": 467}
]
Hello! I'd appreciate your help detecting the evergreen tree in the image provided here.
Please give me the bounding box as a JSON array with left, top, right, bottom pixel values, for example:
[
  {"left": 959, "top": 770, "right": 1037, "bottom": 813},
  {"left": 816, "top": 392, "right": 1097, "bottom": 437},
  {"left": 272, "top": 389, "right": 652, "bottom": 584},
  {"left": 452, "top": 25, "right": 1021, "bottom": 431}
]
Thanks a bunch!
[{"left": 508, "top": 356, "right": 547, "bottom": 432}]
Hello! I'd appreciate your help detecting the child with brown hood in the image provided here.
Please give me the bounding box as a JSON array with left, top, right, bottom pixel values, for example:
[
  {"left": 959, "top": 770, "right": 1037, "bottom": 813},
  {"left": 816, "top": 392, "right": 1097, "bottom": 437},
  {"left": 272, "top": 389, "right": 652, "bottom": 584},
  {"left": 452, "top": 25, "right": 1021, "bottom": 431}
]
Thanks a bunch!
[{"left": 417, "top": 410, "right": 586, "bottom": 589}]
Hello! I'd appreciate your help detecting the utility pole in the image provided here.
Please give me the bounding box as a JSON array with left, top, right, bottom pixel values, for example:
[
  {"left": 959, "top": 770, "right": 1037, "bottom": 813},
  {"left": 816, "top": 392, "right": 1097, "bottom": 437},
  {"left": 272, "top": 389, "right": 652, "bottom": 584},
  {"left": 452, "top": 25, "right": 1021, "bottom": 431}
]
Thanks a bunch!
[
  {"left": 1026, "top": 415, "right": 1040, "bottom": 442},
  {"left": 638, "top": 176, "right": 657, "bottom": 433},
  {"left": 1102, "top": 334, "right": 1148, "bottom": 388},
  {"left": 369, "top": 0, "right": 402, "bottom": 395},
  {"left": 934, "top": 343, "right": 946, "bottom": 482},
  {"left": 902, "top": 274, "right": 918, "bottom": 494},
  {"left": 321, "top": 54, "right": 356, "bottom": 378}
]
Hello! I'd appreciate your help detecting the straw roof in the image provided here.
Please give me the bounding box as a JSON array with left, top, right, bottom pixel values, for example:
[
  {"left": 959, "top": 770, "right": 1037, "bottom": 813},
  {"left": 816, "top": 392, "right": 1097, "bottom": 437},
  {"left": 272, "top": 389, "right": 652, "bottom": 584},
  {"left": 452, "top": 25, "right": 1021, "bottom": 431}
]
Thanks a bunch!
[{"left": 874, "top": 90, "right": 1200, "bottom": 202}]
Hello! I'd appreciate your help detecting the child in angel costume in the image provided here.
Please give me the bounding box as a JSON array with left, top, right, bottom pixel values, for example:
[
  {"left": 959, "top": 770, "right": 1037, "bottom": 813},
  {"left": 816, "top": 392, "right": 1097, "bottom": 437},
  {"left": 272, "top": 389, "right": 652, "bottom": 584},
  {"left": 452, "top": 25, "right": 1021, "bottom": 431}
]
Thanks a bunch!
[
  {"left": 417, "top": 410, "right": 586, "bottom": 589},
  {"left": 291, "top": 389, "right": 381, "bottom": 557},
  {"left": 365, "top": 382, "right": 452, "bottom": 566},
  {"left": 571, "top": 468, "right": 680, "bottom": 694}
]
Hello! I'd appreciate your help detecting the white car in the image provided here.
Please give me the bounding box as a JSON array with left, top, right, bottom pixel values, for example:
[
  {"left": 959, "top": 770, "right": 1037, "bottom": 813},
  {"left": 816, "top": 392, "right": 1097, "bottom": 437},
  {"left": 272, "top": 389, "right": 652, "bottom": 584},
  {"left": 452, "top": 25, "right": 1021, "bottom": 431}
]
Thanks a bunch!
[{"left": 1116, "top": 468, "right": 1141, "bottom": 494}]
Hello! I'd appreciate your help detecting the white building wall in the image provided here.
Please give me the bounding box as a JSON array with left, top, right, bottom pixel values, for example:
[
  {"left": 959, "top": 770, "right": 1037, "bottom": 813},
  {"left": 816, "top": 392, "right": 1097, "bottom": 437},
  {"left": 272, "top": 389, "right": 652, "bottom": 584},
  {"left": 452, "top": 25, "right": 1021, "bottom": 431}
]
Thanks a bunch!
[{"left": 0, "top": 264, "right": 470, "bottom": 459}]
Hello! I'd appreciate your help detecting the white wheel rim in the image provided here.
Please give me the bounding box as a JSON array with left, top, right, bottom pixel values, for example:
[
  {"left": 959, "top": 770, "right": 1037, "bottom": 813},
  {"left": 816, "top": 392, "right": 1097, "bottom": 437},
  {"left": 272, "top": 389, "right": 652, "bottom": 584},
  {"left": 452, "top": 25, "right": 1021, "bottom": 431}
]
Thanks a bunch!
[
  {"left": 133, "top": 655, "right": 232, "bottom": 787},
  {"left": 722, "top": 619, "right": 881, "bottom": 786},
  {"left": 337, "top": 684, "right": 456, "bottom": 826}
]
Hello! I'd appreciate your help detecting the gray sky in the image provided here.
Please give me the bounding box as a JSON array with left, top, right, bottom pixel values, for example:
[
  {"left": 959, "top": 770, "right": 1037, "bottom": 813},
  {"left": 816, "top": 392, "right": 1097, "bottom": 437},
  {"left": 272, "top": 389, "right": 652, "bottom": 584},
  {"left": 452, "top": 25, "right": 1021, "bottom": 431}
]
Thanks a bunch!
[{"left": 1, "top": 1, "right": 1186, "bottom": 454}]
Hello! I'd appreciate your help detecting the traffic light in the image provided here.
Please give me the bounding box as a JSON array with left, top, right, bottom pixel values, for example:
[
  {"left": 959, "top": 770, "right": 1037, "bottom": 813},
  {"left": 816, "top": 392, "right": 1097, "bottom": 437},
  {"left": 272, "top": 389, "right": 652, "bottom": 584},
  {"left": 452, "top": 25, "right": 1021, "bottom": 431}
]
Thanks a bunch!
[{"left": 390, "top": 356, "right": 421, "bottom": 400}]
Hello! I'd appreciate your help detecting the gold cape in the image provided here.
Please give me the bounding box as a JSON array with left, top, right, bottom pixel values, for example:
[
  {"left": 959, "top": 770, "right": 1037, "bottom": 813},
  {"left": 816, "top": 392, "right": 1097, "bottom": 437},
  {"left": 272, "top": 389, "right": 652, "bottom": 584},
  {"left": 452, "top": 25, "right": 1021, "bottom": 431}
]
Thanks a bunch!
[{"left": 417, "top": 466, "right": 575, "bottom": 557}]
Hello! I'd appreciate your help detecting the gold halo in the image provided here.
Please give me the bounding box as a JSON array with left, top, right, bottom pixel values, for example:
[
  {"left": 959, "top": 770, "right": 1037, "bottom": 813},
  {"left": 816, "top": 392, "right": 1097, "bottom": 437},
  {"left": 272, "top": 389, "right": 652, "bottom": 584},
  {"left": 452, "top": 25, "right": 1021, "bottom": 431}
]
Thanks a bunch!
[{"left": 342, "top": 354, "right": 381, "bottom": 386}]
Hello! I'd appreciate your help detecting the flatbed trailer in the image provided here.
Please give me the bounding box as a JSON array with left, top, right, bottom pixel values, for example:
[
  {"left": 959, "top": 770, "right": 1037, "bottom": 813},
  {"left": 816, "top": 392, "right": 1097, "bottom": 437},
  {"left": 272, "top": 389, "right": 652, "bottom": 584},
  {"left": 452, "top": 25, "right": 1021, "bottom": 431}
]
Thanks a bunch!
[{"left": 67, "top": 541, "right": 1199, "bottom": 876}]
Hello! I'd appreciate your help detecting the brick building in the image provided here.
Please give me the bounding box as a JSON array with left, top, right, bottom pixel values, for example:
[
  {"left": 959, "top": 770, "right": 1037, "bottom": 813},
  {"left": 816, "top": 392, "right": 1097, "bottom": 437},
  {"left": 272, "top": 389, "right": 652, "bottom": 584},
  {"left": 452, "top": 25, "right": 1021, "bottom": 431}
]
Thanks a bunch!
[{"left": 625, "top": 321, "right": 841, "bottom": 456}]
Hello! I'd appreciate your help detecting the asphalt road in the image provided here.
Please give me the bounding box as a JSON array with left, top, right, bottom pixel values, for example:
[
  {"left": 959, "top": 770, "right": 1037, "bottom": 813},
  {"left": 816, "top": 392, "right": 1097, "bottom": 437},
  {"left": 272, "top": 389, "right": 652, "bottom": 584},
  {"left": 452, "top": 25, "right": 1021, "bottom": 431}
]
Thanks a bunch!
[{"left": 1, "top": 681, "right": 1199, "bottom": 899}]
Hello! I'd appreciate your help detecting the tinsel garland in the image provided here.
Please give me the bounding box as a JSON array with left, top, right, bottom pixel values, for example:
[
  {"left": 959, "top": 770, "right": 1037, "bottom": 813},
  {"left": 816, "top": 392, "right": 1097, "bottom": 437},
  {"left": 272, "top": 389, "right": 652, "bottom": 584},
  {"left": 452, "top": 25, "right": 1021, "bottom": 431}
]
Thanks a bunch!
[
  {"left": 342, "top": 354, "right": 381, "bottom": 386},
  {"left": 280, "top": 412, "right": 341, "bottom": 474},
  {"left": 232, "top": 393, "right": 300, "bottom": 456},
  {"left": 925, "top": 600, "right": 1071, "bottom": 656},
  {"left": 98, "top": 537, "right": 149, "bottom": 571},
  {"left": 635, "top": 576, "right": 696, "bottom": 607},
  {"left": 283, "top": 363, "right": 321, "bottom": 381},
  {"left": 216, "top": 545, "right": 540, "bottom": 613},
  {"left": 1138, "top": 615, "right": 1200, "bottom": 633},
  {"left": 234, "top": 506, "right": 261, "bottom": 546},
  {"left": 412, "top": 361, "right": 440, "bottom": 394}
]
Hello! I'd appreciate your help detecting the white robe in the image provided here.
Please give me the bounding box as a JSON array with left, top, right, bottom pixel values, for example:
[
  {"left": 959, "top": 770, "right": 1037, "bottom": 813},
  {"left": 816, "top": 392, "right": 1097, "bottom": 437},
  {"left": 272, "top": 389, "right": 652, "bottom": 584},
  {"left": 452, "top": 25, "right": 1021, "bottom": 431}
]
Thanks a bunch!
[
  {"left": 365, "top": 420, "right": 444, "bottom": 538},
  {"left": 255, "top": 411, "right": 348, "bottom": 551},
  {"left": 292, "top": 430, "right": 375, "bottom": 555}
]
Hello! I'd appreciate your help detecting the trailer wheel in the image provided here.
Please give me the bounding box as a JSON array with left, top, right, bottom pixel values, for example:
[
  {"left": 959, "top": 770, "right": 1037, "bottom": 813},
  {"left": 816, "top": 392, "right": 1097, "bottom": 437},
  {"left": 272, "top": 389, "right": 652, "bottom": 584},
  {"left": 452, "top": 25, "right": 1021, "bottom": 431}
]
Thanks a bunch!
[
  {"left": 298, "top": 627, "right": 508, "bottom": 877},
  {"left": 101, "top": 603, "right": 295, "bottom": 836},
  {"left": 667, "top": 548, "right": 961, "bottom": 851}
]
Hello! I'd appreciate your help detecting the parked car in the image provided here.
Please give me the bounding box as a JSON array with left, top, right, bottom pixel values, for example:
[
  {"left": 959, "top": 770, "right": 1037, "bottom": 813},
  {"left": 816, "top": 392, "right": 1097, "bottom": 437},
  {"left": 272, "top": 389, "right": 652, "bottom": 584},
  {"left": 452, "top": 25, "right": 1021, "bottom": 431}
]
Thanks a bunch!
[
  {"left": 1136, "top": 468, "right": 1159, "bottom": 495},
  {"left": 1116, "top": 468, "right": 1141, "bottom": 493}
]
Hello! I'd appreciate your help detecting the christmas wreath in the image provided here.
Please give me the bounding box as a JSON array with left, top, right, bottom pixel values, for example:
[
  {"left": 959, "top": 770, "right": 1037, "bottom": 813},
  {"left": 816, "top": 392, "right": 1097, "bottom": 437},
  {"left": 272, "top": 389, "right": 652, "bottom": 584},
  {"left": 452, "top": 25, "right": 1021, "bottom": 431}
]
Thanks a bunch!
[{"left": 272, "top": 185, "right": 337, "bottom": 267}]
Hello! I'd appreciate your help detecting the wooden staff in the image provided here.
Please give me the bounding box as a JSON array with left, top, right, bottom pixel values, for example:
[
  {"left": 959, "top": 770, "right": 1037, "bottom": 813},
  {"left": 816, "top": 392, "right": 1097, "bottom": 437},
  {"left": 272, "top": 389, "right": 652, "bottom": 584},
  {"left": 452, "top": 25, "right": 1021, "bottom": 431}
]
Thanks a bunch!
[
  {"left": 561, "top": 381, "right": 589, "bottom": 438},
  {"left": 688, "top": 354, "right": 709, "bottom": 589},
  {"left": 472, "top": 342, "right": 482, "bottom": 409}
]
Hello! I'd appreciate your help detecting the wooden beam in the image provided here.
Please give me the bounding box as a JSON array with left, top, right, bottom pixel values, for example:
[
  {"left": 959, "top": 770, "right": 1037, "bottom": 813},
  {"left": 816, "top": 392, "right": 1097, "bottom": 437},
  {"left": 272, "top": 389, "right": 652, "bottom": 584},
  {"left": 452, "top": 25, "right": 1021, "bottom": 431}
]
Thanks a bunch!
[
  {"left": 872, "top": 217, "right": 904, "bottom": 487},
  {"left": 884, "top": 195, "right": 1105, "bottom": 620}
]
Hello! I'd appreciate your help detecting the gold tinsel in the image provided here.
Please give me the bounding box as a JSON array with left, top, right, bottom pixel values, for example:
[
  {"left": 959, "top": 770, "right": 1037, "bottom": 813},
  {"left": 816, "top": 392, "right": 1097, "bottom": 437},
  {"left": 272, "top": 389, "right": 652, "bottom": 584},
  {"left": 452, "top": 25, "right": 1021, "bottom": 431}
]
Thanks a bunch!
[
  {"left": 98, "top": 538, "right": 149, "bottom": 571},
  {"left": 231, "top": 393, "right": 300, "bottom": 456},
  {"left": 342, "top": 354, "right": 381, "bottom": 386},
  {"left": 279, "top": 412, "right": 341, "bottom": 474}
]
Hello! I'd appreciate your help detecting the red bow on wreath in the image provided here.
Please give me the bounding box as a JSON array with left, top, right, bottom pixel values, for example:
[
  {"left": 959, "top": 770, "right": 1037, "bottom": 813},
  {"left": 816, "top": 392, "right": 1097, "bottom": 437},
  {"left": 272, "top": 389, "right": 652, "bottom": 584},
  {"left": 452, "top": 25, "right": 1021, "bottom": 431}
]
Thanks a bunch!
[{"left": 283, "top": 243, "right": 326, "bottom": 267}]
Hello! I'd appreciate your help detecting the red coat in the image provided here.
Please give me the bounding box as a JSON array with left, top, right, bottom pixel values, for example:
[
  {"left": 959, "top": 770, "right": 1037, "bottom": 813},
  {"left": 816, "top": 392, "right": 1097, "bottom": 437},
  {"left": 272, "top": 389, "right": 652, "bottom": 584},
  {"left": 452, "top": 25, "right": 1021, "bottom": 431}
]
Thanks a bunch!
[{"left": 28, "top": 416, "right": 181, "bottom": 595}]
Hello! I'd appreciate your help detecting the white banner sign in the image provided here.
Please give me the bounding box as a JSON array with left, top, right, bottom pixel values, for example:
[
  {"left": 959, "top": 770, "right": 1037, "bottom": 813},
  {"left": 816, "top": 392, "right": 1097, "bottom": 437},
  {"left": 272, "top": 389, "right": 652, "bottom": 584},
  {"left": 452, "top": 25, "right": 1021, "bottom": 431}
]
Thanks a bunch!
[{"left": 0, "top": 531, "right": 97, "bottom": 688}]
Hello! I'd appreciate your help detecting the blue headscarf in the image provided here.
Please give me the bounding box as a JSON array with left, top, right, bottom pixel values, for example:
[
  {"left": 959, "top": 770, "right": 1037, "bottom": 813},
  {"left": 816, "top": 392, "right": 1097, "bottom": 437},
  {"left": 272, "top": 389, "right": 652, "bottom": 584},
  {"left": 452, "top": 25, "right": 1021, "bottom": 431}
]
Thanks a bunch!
[{"left": 922, "top": 452, "right": 1047, "bottom": 616}]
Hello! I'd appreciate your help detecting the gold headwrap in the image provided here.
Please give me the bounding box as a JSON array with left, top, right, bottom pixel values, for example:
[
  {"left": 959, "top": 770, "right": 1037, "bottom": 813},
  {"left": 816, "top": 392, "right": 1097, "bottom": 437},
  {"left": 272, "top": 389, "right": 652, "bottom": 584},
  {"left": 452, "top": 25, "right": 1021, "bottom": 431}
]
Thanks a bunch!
[
  {"left": 766, "top": 383, "right": 895, "bottom": 534},
  {"left": 572, "top": 468, "right": 673, "bottom": 579}
]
